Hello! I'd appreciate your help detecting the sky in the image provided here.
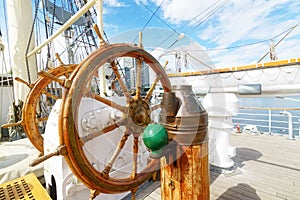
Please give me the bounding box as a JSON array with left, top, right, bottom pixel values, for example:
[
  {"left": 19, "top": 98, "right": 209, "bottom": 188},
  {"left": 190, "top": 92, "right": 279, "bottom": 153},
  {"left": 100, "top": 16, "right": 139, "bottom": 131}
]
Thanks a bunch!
[
  {"left": 100, "top": 0, "right": 300, "bottom": 68},
  {"left": 1, "top": 0, "right": 300, "bottom": 70}
]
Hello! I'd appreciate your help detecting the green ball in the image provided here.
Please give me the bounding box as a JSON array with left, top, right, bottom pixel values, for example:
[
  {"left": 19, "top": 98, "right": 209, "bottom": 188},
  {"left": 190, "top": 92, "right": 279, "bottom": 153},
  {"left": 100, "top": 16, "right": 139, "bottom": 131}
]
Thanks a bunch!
[{"left": 143, "top": 124, "right": 168, "bottom": 158}]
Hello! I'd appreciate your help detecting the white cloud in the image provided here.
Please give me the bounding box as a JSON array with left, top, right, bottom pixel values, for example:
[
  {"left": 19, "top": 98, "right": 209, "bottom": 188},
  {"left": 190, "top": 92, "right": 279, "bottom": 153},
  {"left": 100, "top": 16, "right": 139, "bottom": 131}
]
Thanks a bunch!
[
  {"left": 135, "top": 0, "right": 149, "bottom": 5},
  {"left": 155, "top": 0, "right": 215, "bottom": 24},
  {"left": 104, "top": 0, "right": 126, "bottom": 7},
  {"left": 147, "top": 0, "right": 300, "bottom": 67},
  {"left": 200, "top": 0, "right": 292, "bottom": 46}
]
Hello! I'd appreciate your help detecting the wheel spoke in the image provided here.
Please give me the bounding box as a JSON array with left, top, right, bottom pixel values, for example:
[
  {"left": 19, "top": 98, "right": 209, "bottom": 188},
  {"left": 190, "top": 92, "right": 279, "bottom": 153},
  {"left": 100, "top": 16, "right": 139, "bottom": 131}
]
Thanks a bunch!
[
  {"left": 102, "top": 128, "right": 131, "bottom": 176},
  {"left": 131, "top": 136, "right": 139, "bottom": 179},
  {"left": 42, "top": 89, "right": 60, "bottom": 100},
  {"left": 35, "top": 117, "right": 48, "bottom": 123},
  {"left": 131, "top": 187, "right": 138, "bottom": 200},
  {"left": 151, "top": 104, "right": 161, "bottom": 111},
  {"left": 145, "top": 75, "right": 161, "bottom": 101},
  {"left": 135, "top": 57, "right": 143, "bottom": 100},
  {"left": 80, "top": 118, "right": 126, "bottom": 144},
  {"left": 85, "top": 91, "right": 126, "bottom": 113},
  {"left": 111, "top": 61, "right": 133, "bottom": 103}
]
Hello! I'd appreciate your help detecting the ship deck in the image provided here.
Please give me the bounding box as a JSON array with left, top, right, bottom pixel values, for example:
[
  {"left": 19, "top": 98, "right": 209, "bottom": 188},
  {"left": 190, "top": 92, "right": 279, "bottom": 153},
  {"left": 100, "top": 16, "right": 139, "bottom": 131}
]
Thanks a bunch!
[{"left": 134, "top": 133, "right": 300, "bottom": 200}]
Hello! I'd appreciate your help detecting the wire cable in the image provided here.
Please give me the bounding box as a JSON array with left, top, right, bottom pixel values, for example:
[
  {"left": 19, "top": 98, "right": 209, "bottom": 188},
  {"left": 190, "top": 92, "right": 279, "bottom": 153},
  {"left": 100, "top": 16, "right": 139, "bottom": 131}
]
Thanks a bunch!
[
  {"left": 257, "top": 22, "right": 300, "bottom": 63},
  {"left": 188, "top": 0, "right": 230, "bottom": 33},
  {"left": 181, "top": 0, "right": 225, "bottom": 30},
  {"left": 133, "top": 0, "right": 165, "bottom": 44},
  {"left": 139, "top": 1, "right": 178, "bottom": 34}
]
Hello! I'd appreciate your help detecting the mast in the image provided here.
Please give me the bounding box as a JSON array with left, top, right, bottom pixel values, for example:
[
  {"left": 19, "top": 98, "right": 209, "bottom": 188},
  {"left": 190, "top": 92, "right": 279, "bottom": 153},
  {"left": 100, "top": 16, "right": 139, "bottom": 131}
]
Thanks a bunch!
[
  {"left": 96, "top": 0, "right": 106, "bottom": 96},
  {"left": 6, "top": 0, "right": 38, "bottom": 103}
]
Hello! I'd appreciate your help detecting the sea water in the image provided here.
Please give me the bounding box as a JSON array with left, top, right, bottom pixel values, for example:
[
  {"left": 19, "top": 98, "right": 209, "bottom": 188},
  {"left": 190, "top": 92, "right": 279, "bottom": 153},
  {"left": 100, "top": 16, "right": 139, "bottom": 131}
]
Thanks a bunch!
[{"left": 232, "top": 95, "right": 300, "bottom": 136}]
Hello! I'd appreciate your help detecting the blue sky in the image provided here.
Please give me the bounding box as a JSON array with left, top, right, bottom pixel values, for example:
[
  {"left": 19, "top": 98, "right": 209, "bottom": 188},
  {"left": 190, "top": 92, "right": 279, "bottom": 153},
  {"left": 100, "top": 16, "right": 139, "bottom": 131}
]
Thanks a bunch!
[
  {"left": 1, "top": 0, "right": 300, "bottom": 69},
  {"left": 101, "top": 0, "right": 300, "bottom": 68}
]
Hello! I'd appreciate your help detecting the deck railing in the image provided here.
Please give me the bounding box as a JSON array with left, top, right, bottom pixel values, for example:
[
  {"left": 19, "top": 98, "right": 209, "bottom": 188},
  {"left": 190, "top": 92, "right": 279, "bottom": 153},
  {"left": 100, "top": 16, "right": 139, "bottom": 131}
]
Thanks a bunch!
[{"left": 232, "top": 107, "right": 300, "bottom": 139}]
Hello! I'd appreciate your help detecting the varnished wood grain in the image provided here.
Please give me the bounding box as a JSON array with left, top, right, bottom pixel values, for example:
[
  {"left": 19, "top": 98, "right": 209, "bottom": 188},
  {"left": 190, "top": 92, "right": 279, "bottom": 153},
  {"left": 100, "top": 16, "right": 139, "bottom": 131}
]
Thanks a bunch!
[{"left": 161, "top": 142, "right": 210, "bottom": 200}]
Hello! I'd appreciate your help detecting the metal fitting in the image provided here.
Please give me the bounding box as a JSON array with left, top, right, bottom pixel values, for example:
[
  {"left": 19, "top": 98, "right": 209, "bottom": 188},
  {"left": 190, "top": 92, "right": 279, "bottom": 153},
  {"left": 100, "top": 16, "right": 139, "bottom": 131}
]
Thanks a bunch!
[{"left": 159, "top": 85, "right": 208, "bottom": 145}]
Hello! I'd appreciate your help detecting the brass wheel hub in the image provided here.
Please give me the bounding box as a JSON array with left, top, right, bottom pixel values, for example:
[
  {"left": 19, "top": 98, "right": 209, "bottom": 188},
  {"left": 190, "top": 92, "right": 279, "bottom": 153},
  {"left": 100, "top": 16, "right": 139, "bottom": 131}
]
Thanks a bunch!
[{"left": 127, "top": 99, "right": 151, "bottom": 133}]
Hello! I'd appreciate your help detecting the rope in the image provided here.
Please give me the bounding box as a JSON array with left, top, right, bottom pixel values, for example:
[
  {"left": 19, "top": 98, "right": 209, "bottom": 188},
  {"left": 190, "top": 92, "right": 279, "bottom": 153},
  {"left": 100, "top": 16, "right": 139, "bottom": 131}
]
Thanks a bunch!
[
  {"left": 2, "top": 0, "right": 15, "bottom": 101},
  {"left": 25, "top": 0, "right": 40, "bottom": 84}
]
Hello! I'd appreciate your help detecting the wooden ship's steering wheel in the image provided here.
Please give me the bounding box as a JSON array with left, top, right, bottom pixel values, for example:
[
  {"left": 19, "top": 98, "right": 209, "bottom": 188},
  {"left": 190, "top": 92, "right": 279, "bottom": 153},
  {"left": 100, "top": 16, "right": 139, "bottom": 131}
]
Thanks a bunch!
[
  {"left": 2, "top": 62, "right": 77, "bottom": 154},
  {"left": 23, "top": 64, "right": 77, "bottom": 154},
  {"left": 58, "top": 43, "right": 171, "bottom": 195}
]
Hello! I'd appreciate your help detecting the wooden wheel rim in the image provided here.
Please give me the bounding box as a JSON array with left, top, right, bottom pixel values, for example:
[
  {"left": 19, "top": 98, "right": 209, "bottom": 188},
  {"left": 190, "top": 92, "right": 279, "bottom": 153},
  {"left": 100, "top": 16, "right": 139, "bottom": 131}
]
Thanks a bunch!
[
  {"left": 60, "top": 43, "right": 172, "bottom": 193},
  {"left": 22, "top": 64, "right": 77, "bottom": 153}
]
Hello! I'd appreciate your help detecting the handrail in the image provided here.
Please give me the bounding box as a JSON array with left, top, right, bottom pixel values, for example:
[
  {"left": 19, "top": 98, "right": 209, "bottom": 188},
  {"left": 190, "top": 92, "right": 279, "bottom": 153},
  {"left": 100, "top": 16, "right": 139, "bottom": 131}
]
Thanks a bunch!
[
  {"left": 239, "top": 106, "right": 300, "bottom": 111},
  {"left": 232, "top": 107, "right": 300, "bottom": 139}
]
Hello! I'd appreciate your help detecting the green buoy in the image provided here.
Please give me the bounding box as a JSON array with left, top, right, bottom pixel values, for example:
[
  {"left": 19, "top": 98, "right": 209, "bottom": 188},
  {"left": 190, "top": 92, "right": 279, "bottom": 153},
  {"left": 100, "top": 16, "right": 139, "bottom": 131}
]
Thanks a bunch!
[{"left": 143, "top": 124, "right": 168, "bottom": 158}]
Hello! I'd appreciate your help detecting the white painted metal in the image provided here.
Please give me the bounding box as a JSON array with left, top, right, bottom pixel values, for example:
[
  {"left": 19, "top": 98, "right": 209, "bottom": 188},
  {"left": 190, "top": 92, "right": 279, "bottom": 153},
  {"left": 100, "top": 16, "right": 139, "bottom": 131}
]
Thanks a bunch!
[
  {"left": 44, "top": 97, "right": 149, "bottom": 199},
  {"left": 269, "top": 109, "right": 272, "bottom": 134},
  {"left": 280, "top": 110, "right": 295, "bottom": 140},
  {"left": 169, "top": 64, "right": 300, "bottom": 97},
  {"left": 203, "top": 93, "right": 238, "bottom": 168},
  {"left": 95, "top": 0, "right": 107, "bottom": 97}
]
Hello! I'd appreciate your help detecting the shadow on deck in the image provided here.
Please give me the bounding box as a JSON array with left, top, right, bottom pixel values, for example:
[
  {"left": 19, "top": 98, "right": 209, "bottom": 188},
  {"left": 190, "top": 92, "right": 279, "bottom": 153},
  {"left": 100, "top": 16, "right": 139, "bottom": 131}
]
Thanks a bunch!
[{"left": 128, "top": 133, "right": 300, "bottom": 200}]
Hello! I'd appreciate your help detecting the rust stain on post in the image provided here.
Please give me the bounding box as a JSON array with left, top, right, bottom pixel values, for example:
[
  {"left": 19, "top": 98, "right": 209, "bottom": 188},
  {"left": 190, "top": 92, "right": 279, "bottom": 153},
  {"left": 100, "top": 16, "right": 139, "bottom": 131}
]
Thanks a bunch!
[{"left": 161, "top": 143, "right": 209, "bottom": 200}]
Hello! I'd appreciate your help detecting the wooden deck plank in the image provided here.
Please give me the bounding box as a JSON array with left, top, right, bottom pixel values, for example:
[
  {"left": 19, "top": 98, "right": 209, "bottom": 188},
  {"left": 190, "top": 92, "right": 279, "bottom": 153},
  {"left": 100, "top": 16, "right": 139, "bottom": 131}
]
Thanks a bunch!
[{"left": 134, "top": 133, "right": 300, "bottom": 200}]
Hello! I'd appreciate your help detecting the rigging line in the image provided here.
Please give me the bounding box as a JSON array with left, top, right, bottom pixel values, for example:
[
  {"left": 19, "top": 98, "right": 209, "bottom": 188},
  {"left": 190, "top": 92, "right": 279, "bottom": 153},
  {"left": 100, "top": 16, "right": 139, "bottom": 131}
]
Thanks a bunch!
[
  {"left": 133, "top": 0, "right": 165, "bottom": 44},
  {"left": 136, "top": 0, "right": 181, "bottom": 52},
  {"left": 257, "top": 22, "right": 300, "bottom": 63},
  {"left": 189, "top": 0, "right": 230, "bottom": 33},
  {"left": 170, "top": 22, "right": 300, "bottom": 52},
  {"left": 1, "top": 51, "right": 14, "bottom": 101},
  {"left": 151, "top": 1, "right": 229, "bottom": 69},
  {"left": 25, "top": 0, "right": 40, "bottom": 84},
  {"left": 205, "top": 39, "right": 269, "bottom": 51},
  {"left": 103, "top": 30, "right": 110, "bottom": 44},
  {"left": 181, "top": 0, "right": 225, "bottom": 30},
  {"left": 139, "top": 1, "right": 178, "bottom": 34},
  {"left": 151, "top": 32, "right": 177, "bottom": 52},
  {"left": 168, "top": 0, "right": 229, "bottom": 49},
  {"left": 35, "top": 19, "right": 40, "bottom": 69},
  {"left": 41, "top": 0, "right": 52, "bottom": 70},
  {"left": 77, "top": 0, "right": 98, "bottom": 48},
  {"left": 69, "top": 3, "right": 88, "bottom": 57},
  {"left": 0, "top": 35, "right": 14, "bottom": 101},
  {"left": 140, "top": 0, "right": 165, "bottom": 31},
  {"left": 2, "top": 0, "right": 14, "bottom": 101},
  {"left": 72, "top": 0, "right": 98, "bottom": 52},
  {"left": 184, "top": 51, "right": 214, "bottom": 70},
  {"left": 153, "top": 0, "right": 228, "bottom": 51},
  {"left": 50, "top": 0, "right": 57, "bottom": 36}
]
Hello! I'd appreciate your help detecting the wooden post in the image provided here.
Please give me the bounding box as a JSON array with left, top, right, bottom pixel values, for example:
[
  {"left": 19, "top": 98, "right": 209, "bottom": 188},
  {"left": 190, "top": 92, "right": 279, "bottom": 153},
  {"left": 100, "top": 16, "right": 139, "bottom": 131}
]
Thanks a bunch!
[
  {"left": 159, "top": 85, "right": 209, "bottom": 199},
  {"left": 160, "top": 143, "right": 209, "bottom": 200}
]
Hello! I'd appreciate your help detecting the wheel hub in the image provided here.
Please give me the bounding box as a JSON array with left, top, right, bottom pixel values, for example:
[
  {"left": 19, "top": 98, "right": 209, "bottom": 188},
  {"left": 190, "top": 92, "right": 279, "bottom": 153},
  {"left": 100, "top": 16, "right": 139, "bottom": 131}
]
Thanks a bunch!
[{"left": 127, "top": 99, "right": 151, "bottom": 133}]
